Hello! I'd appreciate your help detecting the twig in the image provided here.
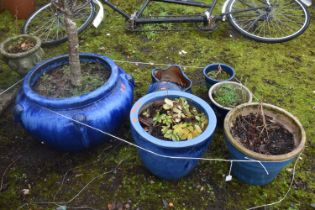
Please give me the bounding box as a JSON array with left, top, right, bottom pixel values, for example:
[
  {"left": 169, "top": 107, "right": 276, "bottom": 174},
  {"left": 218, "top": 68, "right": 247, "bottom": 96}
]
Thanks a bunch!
[
  {"left": 65, "top": 158, "right": 126, "bottom": 204},
  {"left": 53, "top": 145, "right": 114, "bottom": 200},
  {"left": 214, "top": 64, "right": 223, "bottom": 77},
  {"left": 0, "top": 156, "right": 22, "bottom": 192},
  {"left": 24, "top": 158, "right": 127, "bottom": 210},
  {"left": 259, "top": 102, "right": 269, "bottom": 139}
]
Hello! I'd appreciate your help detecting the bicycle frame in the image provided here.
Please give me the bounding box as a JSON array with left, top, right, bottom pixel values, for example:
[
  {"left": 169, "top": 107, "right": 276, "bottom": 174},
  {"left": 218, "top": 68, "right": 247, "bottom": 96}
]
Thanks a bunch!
[{"left": 102, "top": 0, "right": 223, "bottom": 26}]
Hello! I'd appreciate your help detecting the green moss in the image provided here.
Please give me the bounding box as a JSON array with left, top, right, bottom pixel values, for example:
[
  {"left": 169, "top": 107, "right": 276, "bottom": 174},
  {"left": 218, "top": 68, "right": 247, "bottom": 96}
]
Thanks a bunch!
[{"left": 0, "top": 1, "right": 314, "bottom": 210}]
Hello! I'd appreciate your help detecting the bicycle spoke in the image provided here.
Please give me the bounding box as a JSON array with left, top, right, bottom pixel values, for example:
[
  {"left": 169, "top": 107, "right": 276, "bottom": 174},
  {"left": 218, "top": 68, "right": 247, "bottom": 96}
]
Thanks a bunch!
[
  {"left": 23, "top": 1, "right": 95, "bottom": 46},
  {"left": 31, "top": 17, "right": 56, "bottom": 37},
  {"left": 228, "top": 0, "right": 309, "bottom": 41}
]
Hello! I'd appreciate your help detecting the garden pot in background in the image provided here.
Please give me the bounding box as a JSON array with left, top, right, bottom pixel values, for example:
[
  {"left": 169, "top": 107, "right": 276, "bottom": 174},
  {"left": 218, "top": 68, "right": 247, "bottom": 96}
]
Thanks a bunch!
[
  {"left": 0, "top": 34, "right": 44, "bottom": 75},
  {"left": 148, "top": 65, "right": 192, "bottom": 93},
  {"left": 208, "top": 81, "right": 252, "bottom": 123},
  {"left": 4, "top": 0, "right": 36, "bottom": 19},
  {"left": 130, "top": 90, "right": 217, "bottom": 180},
  {"left": 15, "top": 53, "right": 135, "bottom": 151},
  {"left": 224, "top": 103, "right": 306, "bottom": 185},
  {"left": 203, "top": 63, "right": 235, "bottom": 89}
]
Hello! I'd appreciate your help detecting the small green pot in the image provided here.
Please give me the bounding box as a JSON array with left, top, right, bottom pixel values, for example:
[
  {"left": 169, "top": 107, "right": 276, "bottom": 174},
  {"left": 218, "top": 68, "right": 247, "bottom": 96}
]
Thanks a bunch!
[{"left": 0, "top": 34, "right": 44, "bottom": 75}]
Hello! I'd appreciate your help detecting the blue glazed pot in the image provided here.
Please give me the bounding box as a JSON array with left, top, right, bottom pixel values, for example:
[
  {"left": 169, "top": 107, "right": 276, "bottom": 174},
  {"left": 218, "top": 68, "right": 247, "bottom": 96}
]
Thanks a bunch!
[
  {"left": 149, "top": 65, "right": 192, "bottom": 93},
  {"left": 209, "top": 81, "right": 252, "bottom": 125},
  {"left": 15, "top": 53, "right": 134, "bottom": 151},
  {"left": 130, "top": 91, "right": 217, "bottom": 180},
  {"left": 224, "top": 103, "right": 306, "bottom": 185},
  {"left": 203, "top": 63, "right": 235, "bottom": 89}
]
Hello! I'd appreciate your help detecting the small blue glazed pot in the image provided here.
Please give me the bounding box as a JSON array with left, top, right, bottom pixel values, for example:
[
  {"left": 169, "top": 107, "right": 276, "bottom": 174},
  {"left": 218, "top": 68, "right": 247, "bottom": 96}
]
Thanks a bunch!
[
  {"left": 209, "top": 81, "right": 252, "bottom": 124},
  {"left": 203, "top": 63, "right": 235, "bottom": 88},
  {"left": 130, "top": 90, "right": 217, "bottom": 180},
  {"left": 15, "top": 53, "right": 134, "bottom": 151},
  {"left": 224, "top": 103, "right": 306, "bottom": 185},
  {"left": 149, "top": 65, "right": 192, "bottom": 93}
]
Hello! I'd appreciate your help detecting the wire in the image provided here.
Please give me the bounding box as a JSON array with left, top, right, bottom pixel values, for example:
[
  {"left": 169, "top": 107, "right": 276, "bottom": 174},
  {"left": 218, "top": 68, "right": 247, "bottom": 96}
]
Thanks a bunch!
[{"left": 0, "top": 78, "right": 23, "bottom": 97}]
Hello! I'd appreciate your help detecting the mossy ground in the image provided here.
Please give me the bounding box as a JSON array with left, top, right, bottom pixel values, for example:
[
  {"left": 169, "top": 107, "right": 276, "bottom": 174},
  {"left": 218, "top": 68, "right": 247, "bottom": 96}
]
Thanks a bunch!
[{"left": 0, "top": 1, "right": 314, "bottom": 209}]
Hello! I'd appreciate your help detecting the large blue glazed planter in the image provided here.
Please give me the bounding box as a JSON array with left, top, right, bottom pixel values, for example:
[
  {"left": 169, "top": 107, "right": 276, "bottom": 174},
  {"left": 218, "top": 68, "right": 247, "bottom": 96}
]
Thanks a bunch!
[
  {"left": 224, "top": 103, "right": 306, "bottom": 185},
  {"left": 15, "top": 53, "right": 134, "bottom": 151},
  {"left": 203, "top": 63, "right": 235, "bottom": 89},
  {"left": 130, "top": 90, "right": 217, "bottom": 180}
]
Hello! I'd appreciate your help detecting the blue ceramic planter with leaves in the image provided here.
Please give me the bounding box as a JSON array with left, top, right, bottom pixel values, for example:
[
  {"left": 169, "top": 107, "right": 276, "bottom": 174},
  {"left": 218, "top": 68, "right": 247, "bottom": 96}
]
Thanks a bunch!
[
  {"left": 130, "top": 90, "right": 217, "bottom": 180},
  {"left": 15, "top": 53, "right": 134, "bottom": 151}
]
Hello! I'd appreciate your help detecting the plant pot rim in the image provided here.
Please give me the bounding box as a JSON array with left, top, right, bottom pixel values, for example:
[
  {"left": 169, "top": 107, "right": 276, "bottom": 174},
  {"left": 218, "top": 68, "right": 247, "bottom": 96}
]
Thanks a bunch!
[
  {"left": 208, "top": 81, "right": 253, "bottom": 110},
  {"left": 224, "top": 102, "right": 306, "bottom": 161},
  {"left": 203, "top": 63, "right": 235, "bottom": 82},
  {"left": 130, "top": 90, "right": 217, "bottom": 148},
  {"left": 0, "top": 34, "right": 41, "bottom": 58},
  {"left": 22, "top": 52, "right": 120, "bottom": 109},
  {"left": 151, "top": 64, "right": 192, "bottom": 91}
]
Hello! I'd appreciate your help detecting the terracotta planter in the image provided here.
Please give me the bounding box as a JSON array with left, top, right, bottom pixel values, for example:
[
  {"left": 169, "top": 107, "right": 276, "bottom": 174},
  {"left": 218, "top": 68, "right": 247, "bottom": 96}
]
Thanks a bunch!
[
  {"left": 4, "top": 0, "right": 36, "bottom": 19},
  {"left": 0, "top": 0, "right": 5, "bottom": 13}
]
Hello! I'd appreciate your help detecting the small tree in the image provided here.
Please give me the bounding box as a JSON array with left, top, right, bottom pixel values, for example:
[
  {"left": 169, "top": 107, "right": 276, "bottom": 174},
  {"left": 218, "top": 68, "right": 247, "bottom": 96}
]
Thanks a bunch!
[{"left": 52, "top": 0, "right": 90, "bottom": 86}]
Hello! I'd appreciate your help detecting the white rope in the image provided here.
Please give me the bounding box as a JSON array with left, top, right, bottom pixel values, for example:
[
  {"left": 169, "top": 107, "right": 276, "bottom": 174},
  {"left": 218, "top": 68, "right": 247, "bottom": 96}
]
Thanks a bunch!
[
  {"left": 113, "top": 59, "right": 204, "bottom": 69},
  {"left": 244, "top": 156, "right": 269, "bottom": 175},
  {"left": 246, "top": 153, "right": 301, "bottom": 210},
  {"left": 43, "top": 106, "right": 284, "bottom": 164},
  {"left": 0, "top": 78, "right": 23, "bottom": 97}
]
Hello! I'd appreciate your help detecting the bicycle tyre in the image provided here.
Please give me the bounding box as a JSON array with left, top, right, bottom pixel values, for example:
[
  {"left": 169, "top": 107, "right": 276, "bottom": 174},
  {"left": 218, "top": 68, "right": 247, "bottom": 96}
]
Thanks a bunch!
[
  {"left": 227, "top": 0, "right": 310, "bottom": 43},
  {"left": 22, "top": 1, "right": 96, "bottom": 47}
]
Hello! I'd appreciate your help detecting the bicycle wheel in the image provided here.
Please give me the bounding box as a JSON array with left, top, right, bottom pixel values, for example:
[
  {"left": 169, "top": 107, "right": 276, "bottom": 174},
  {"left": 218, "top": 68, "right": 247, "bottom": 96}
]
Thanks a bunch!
[
  {"left": 22, "top": 1, "right": 96, "bottom": 47},
  {"left": 227, "top": 0, "right": 310, "bottom": 43}
]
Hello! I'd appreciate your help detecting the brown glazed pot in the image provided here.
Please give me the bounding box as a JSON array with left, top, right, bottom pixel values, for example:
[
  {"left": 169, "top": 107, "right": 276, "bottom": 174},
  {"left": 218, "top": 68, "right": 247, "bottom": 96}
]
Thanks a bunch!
[{"left": 4, "top": 0, "right": 36, "bottom": 19}]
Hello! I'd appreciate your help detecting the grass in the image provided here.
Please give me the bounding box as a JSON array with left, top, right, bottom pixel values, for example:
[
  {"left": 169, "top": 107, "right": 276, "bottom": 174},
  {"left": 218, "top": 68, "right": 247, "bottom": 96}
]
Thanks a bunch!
[
  {"left": 213, "top": 84, "right": 247, "bottom": 108},
  {"left": 0, "top": 1, "right": 314, "bottom": 209}
]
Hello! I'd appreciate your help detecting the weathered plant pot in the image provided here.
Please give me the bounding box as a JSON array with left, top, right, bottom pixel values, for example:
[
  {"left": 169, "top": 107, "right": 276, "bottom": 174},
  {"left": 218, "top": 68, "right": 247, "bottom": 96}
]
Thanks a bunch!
[
  {"left": 0, "top": 34, "right": 44, "bottom": 75},
  {"left": 203, "top": 63, "right": 235, "bottom": 88},
  {"left": 130, "top": 90, "right": 217, "bottom": 180},
  {"left": 148, "top": 65, "right": 192, "bottom": 93},
  {"left": 15, "top": 53, "right": 134, "bottom": 151},
  {"left": 224, "top": 103, "right": 306, "bottom": 185},
  {"left": 209, "top": 81, "right": 252, "bottom": 123}
]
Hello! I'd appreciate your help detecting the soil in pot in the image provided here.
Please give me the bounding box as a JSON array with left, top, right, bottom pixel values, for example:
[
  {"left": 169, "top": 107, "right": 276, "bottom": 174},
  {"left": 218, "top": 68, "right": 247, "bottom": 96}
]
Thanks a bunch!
[
  {"left": 207, "top": 65, "right": 230, "bottom": 80},
  {"left": 139, "top": 97, "right": 208, "bottom": 141},
  {"left": 34, "top": 62, "right": 111, "bottom": 98},
  {"left": 5, "top": 37, "right": 35, "bottom": 54},
  {"left": 213, "top": 84, "right": 247, "bottom": 108},
  {"left": 231, "top": 110, "right": 295, "bottom": 155}
]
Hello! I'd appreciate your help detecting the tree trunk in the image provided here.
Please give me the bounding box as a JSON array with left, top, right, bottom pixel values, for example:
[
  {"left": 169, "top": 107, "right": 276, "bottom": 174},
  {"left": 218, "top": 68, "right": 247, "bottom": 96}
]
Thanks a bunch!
[{"left": 64, "top": 14, "right": 81, "bottom": 87}]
